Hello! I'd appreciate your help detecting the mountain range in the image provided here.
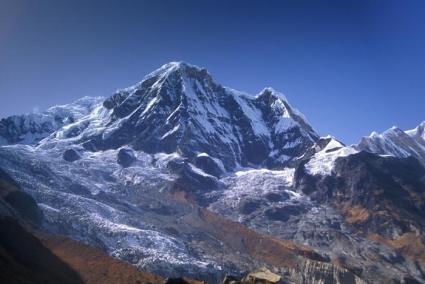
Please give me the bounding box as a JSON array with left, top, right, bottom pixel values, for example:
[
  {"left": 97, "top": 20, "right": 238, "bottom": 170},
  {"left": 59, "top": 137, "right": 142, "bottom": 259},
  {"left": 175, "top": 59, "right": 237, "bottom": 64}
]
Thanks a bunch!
[{"left": 0, "top": 62, "right": 424, "bottom": 283}]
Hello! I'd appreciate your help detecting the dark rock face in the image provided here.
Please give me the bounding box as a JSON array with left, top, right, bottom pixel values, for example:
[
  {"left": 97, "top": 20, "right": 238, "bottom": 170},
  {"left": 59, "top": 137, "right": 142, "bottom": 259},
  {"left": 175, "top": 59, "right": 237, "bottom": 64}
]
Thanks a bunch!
[
  {"left": 167, "top": 159, "right": 221, "bottom": 205},
  {"left": 3, "top": 191, "right": 43, "bottom": 225},
  {"left": 194, "top": 154, "right": 224, "bottom": 177},
  {"left": 295, "top": 151, "right": 425, "bottom": 278},
  {"left": 0, "top": 168, "right": 43, "bottom": 225},
  {"left": 0, "top": 167, "right": 20, "bottom": 189},
  {"left": 334, "top": 153, "right": 425, "bottom": 237},
  {"left": 117, "top": 148, "right": 136, "bottom": 167},
  {"left": 63, "top": 149, "right": 81, "bottom": 162},
  {"left": 0, "top": 169, "right": 80, "bottom": 283},
  {"left": 69, "top": 184, "right": 92, "bottom": 197},
  {"left": 296, "top": 152, "right": 425, "bottom": 235},
  {"left": 0, "top": 217, "right": 85, "bottom": 284},
  {"left": 264, "top": 205, "right": 306, "bottom": 222},
  {"left": 265, "top": 192, "right": 289, "bottom": 202},
  {"left": 238, "top": 200, "right": 263, "bottom": 215},
  {"left": 163, "top": 277, "right": 190, "bottom": 284}
]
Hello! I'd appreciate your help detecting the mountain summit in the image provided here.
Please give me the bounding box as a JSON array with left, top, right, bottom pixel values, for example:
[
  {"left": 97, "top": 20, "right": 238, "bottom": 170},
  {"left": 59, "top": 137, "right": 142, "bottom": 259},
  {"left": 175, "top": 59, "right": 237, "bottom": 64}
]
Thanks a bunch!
[
  {"left": 1, "top": 62, "right": 318, "bottom": 170},
  {"left": 95, "top": 61, "right": 319, "bottom": 169}
]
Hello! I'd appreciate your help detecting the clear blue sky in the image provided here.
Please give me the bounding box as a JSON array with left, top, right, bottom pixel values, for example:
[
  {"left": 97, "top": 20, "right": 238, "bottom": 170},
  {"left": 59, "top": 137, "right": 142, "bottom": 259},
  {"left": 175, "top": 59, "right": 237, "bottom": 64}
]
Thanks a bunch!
[{"left": 1, "top": 0, "right": 424, "bottom": 144}]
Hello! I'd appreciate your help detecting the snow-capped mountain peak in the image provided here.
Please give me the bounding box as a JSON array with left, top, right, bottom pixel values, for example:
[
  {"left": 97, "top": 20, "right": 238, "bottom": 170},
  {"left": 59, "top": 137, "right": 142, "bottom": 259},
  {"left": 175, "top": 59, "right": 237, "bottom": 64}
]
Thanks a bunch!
[
  {"left": 143, "top": 61, "right": 210, "bottom": 81},
  {"left": 1, "top": 62, "right": 319, "bottom": 170},
  {"left": 356, "top": 122, "right": 425, "bottom": 165}
]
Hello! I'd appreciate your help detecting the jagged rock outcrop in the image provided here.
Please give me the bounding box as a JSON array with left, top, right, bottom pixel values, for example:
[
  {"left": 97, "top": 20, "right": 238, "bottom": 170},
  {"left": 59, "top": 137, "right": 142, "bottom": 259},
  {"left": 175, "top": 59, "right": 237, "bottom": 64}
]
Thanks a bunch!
[
  {"left": 194, "top": 153, "right": 224, "bottom": 178},
  {"left": 63, "top": 148, "right": 81, "bottom": 162},
  {"left": 117, "top": 148, "right": 136, "bottom": 167}
]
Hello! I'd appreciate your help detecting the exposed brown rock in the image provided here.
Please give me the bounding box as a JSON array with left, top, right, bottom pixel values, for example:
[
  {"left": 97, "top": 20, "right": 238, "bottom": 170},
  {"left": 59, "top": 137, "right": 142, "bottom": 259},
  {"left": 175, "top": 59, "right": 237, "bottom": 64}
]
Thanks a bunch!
[
  {"left": 197, "top": 208, "right": 327, "bottom": 269},
  {"left": 341, "top": 205, "right": 371, "bottom": 225},
  {"left": 36, "top": 232, "right": 164, "bottom": 284},
  {"left": 0, "top": 217, "right": 85, "bottom": 284},
  {"left": 369, "top": 233, "right": 425, "bottom": 266},
  {"left": 243, "top": 267, "right": 281, "bottom": 283}
]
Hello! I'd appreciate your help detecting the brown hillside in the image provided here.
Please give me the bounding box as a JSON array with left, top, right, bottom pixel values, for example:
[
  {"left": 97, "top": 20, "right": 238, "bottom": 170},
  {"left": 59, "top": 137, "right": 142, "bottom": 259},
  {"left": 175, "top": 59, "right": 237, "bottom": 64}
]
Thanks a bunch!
[
  {"left": 36, "top": 231, "right": 164, "bottom": 284},
  {"left": 196, "top": 208, "right": 327, "bottom": 268}
]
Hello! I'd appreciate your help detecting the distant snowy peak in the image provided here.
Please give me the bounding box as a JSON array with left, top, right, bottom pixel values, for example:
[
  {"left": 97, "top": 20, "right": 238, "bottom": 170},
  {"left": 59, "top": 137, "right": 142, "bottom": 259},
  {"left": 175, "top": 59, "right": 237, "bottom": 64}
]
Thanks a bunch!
[
  {"left": 356, "top": 122, "right": 425, "bottom": 165},
  {"left": 0, "top": 96, "right": 103, "bottom": 146},
  {"left": 406, "top": 121, "right": 425, "bottom": 141}
]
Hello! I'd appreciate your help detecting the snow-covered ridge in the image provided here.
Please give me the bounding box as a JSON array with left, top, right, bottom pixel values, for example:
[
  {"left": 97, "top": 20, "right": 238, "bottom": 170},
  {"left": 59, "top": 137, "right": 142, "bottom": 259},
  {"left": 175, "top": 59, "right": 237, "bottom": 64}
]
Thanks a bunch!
[
  {"left": 0, "top": 96, "right": 104, "bottom": 146},
  {"left": 305, "top": 137, "right": 358, "bottom": 176},
  {"left": 356, "top": 122, "right": 425, "bottom": 165},
  {"left": 406, "top": 121, "right": 425, "bottom": 141}
]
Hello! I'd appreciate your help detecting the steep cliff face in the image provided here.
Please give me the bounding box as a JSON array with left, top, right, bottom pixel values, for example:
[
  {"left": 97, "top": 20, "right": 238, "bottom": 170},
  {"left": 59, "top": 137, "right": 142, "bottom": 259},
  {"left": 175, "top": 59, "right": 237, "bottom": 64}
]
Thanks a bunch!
[
  {"left": 296, "top": 151, "right": 425, "bottom": 239},
  {"left": 294, "top": 147, "right": 425, "bottom": 282}
]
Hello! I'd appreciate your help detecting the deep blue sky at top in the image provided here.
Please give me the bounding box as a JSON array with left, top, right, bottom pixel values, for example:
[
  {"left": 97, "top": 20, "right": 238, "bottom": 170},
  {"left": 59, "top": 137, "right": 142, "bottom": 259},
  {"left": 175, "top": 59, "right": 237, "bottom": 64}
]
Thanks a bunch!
[{"left": 0, "top": 0, "right": 424, "bottom": 144}]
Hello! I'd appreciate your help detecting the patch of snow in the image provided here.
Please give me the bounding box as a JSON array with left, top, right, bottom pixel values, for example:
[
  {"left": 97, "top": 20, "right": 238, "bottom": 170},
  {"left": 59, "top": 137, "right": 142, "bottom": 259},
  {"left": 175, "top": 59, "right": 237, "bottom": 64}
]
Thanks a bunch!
[
  {"left": 270, "top": 98, "right": 298, "bottom": 133},
  {"left": 306, "top": 145, "right": 358, "bottom": 176},
  {"left": 232, "top": 168, "right": 295, "bottom": 186},
  {"left": 323, "top": 138, "right": 344, "bottom": 151},
  {"left": 153, "top": 152, "right": 181, "bottom": 169},
  {"left": 208, "top": 167, "right": 302, "bottom": 216},
  {"left": 161, "top": 124, "right": 180, "bottom": 139},
  {"left": 232, "top": 91, "right": 271, "bottom": 138},
  {"left": 188, "top": 163, "right": 216, "bottom": 178}
]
